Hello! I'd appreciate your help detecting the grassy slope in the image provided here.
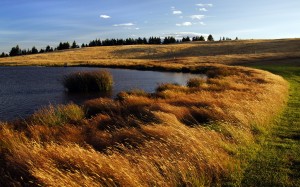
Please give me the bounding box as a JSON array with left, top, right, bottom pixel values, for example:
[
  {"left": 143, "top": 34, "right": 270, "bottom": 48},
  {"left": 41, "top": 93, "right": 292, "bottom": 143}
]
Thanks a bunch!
[
  {"left": 241, "top": 62, "right": 300, "bottom": 186},
  {"left": 0, "top": 39, "right": 300, "bottom": 67}
]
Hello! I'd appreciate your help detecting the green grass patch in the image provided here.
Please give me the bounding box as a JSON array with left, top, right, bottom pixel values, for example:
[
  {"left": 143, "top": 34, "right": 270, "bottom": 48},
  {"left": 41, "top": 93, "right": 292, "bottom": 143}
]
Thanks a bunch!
[
  {"left": 63, "top": 70, "right": 113, "bottom": 93},
  {"left": 241, "top": 64, "right": 300, "bottom": 186}
]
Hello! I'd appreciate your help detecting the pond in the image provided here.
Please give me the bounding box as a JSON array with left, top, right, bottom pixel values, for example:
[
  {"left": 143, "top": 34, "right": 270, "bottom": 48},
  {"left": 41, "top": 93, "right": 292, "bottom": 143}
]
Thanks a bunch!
[{"left": 0, "top": 66, "right": 200, "bottom": 121}]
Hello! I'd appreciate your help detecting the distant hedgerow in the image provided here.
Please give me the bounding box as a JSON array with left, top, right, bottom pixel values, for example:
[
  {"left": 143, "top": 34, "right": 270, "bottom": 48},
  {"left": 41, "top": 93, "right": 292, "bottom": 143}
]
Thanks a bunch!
[{"left": 63, "top": 70, "right": 113, "bottom": 93}]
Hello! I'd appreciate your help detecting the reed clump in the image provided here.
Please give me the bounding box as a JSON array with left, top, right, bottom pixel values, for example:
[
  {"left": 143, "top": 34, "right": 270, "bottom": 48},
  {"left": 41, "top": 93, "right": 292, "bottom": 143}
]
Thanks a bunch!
[
  {"left": 30, "top": 104, "right": 85, "bottom": 126},
  {"left": 187, "top": 77, "right": 207, "bottom": 88},
  {"left": 63, "top": 70, "right": 113, "bottom": 93}
]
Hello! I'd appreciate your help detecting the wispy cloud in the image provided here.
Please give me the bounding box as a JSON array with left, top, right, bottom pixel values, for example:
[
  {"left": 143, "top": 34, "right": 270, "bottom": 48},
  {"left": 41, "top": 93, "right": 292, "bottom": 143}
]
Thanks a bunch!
[
  {"left": 190, "top": 15, "right": 205, "bottom": 20},
  {"left": 176, "top": 22, "right": 193, "bottom": 26},
  {"left": 100, "top": 15, "right": 111, "bottom": 19},
  {"left": 173, "top": 10, "right": 182, "bottom": 15},
  {"left": 199, "top": 8, "right": 208, "bottom": 12},
  {"left": 113, "top": 23, "right": 135, "bottom": 27},
  {"left": 196, "top": 3, "right": 213, "bottom": 7}
]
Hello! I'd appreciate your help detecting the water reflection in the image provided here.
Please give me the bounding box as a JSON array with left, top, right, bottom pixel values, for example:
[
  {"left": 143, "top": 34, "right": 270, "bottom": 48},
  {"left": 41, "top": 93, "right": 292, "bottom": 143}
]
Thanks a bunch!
[{"left": 63, "top": 91, "right": 113, "bottom": 105}]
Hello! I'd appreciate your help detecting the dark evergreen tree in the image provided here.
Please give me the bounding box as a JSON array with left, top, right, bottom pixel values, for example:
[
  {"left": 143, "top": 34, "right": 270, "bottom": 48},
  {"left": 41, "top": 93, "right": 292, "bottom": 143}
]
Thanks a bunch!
[
  {"left": 143, "top": 37, "right": 148, "bottom": 44},
  {"left": 57, "top": 42, "right": 70, "bottom": 50},
  {"left": 207, "top": 34, "right": 214, "bottom": 41},
  {"left": 9, "top": 45, "right": 21, "bottom": 56},
  {"left": 199, "top": 35, "right": 205, "bottom": 41},
  {"left": 21, "top": 49, "right": 28, "bottom": 55},
  {"left": 0, "top": 52, "right": 6, "bottom": 58},
  {"left": 136, "top": 37, "right": 143, "bottom": 44},
  {"left": 163, "top": 36, "right": 176, "bottom": 44},
  {"left": 31, "top": 46, "right": 38, "bottom": 54},
  {"left": 45, "top": 45, "right": 53, "bottom": 52},
  {"left": 192, "top": 36, "right": 205, "bottom": 41},
  {"left": 149, "top": 37, "right": 161, "bottom": 44},
  {"left": 116, "top": 39, "right": 124, "bottom": 45},
  {"left": 182, "top": 36, "right": 191, "bottom": 42},
  {"left": 71, "top": 41, "right": 79, "bottom": 48}
]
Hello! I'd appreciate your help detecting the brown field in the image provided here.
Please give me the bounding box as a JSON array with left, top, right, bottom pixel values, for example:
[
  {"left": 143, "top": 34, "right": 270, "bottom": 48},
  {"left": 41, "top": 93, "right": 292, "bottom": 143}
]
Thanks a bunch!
[
  {"left": 0, "top": 39, "right": 296, "bottom": 186},
  {"left": 1, "top": 38, "right": 300, "bottom": 67}
]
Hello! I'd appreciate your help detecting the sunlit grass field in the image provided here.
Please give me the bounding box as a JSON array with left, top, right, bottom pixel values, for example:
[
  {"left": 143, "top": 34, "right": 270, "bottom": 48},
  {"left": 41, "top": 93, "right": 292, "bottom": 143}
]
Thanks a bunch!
[
  {"left": 0, "top": 38, "right": 299, "bottom": 186},
  {"left": 1, "top": 39, "right": 300, "bottom": 67}
]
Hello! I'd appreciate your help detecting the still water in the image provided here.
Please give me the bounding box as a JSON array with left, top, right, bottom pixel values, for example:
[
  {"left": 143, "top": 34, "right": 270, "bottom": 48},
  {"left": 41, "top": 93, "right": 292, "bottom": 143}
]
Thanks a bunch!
[{"left": 0, "top": 66, "right": 198, "bottom": 121}]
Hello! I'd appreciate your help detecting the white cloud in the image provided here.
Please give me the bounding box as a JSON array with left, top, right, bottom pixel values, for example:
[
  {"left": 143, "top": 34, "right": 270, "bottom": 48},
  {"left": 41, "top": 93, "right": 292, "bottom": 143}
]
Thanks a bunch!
[
  {"left": 113, "top": 23, "right": 135, "bottom": 27},
  {"left": 173, "top": 10, "right": 182, "bottom": 15},
  {"left": 100, "top": 15, "right": 111, "bottom": 19},
  {"left": 196, "top": 3, "right": 213, "bottom": 7},
  {"left": 199, "top": 8, "right": 208, "bottom": 12},
  {"left": 176, "top": 22, "right": 193, "bottom": 27},
  {"left": 190, "top": 15, "right": 205, "bottom": 20}
]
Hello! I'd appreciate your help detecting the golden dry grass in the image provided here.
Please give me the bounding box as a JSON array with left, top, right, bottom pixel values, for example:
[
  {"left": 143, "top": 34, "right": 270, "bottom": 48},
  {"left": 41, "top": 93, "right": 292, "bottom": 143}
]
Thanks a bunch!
[
  {"left": 0, "top": 39, "right": 294, "bottom": 186},
  {"left": 0, "top": 64, "right": 288, "bottom": 186},
  {"left": 0, "top": 38, "right": 299, "bottom": 67}
]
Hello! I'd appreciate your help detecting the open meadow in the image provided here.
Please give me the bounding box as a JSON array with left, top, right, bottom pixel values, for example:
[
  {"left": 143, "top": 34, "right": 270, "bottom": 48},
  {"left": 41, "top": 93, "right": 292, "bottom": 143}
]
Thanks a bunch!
[{"left": 0, "top": 39, "right": 299, "bottom": 186}]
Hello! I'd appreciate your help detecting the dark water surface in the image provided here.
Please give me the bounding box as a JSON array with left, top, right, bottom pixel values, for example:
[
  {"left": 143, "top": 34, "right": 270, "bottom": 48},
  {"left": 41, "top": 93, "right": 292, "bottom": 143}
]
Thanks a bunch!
[{"left": 0, "top": 66, "right": 199, "bottom": 121}]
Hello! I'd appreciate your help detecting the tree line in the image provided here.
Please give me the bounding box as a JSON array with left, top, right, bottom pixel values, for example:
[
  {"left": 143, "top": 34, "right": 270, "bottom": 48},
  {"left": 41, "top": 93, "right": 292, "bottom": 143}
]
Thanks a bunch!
[{"left": 0, "top": 34, "right": 230, "bottom": 58}]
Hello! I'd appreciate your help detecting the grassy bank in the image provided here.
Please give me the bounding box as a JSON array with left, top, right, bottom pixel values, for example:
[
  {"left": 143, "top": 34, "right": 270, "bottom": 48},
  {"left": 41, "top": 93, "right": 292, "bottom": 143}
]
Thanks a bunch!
[
  {"left": 0, "top": 64, "right": 288, "bottom": 186},
  {"left": 241, "top": 63, "right": 300, "bottom": 186}
]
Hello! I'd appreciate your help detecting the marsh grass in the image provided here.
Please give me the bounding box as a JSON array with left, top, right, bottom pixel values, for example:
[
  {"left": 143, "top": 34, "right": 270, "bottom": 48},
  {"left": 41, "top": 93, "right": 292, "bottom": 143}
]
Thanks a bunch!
[
  {"left": 30, "top": 104, "right": 85, "bottom": 126},
  {"left": 187, "top": 77, "right": 207, "bottom": 88},
  {"left": 63, "top": 70, "right": 113, "bottom": 93}
]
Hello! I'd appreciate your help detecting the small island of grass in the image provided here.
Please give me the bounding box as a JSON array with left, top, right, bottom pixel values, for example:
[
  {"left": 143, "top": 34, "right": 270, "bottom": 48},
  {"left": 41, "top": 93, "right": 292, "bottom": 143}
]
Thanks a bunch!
[{"left": 63, "top": 70, "right": 113, "bottom": 93}]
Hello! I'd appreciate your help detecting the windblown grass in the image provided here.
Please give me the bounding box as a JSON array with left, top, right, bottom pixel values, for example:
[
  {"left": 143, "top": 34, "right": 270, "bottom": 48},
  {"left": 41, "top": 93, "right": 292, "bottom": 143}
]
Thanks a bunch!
[
  {"left": 0, "top": 64, "right": 288, "bottom": 186},
  {"left": 63, "top": 70, "right": 113, "bottom": 93},
  {"left": 29, "top": 104, "right": 85, "bottom": 126}
]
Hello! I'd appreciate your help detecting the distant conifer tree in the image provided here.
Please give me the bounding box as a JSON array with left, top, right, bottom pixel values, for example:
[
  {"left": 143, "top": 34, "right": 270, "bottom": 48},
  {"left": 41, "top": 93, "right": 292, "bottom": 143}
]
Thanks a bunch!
[
  {"left": 71, "top": 41, "right": 79, "bottom": 48},
  {"left": 207, "top": 34, "right": 214, "bottom": 41},
  {"left": 9, "top": 45, "right": 21, "bottom": 56},
  {"left": 31, "top": 46, "right": 38, "bottom": 54},
  {"left": 0, "top": 52, "right": 6, "bottom": 58}
]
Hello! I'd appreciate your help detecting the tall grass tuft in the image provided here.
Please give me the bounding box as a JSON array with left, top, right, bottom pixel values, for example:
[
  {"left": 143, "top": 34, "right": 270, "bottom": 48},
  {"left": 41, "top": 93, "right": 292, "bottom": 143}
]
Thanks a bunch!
[
  {"left": 63, "top": 70, "right": 113, "bottom": 93},
  {"left": 30, "top": 104, "right": 85, "bottom": 126},
  {"left": 187, "top": 77, "right": 206, "bottom": 88}
]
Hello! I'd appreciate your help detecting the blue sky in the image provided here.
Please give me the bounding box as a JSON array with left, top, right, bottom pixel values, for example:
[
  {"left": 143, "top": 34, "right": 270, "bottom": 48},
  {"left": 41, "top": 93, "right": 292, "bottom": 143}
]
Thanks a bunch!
[{"left": 1, "top": 0, "right": 300, "bottom": 52}]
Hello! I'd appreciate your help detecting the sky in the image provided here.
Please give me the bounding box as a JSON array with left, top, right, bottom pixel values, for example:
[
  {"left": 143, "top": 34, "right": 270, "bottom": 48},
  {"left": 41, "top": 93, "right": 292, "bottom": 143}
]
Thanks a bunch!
[{"left": 1, "top": 0, "right": 300, "bottom": 52}]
